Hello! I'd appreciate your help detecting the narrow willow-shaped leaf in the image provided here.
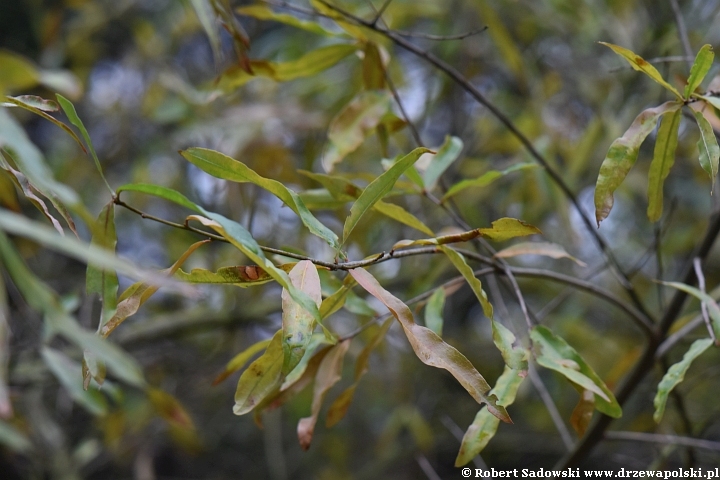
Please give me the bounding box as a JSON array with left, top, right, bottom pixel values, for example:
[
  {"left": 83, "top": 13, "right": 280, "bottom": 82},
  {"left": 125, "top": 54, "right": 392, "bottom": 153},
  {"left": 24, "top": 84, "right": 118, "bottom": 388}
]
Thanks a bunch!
[
  {"left": 455, "top": 365, "right": 525, "bottom": 466},
  {"left": 653, "top": 338, "right": 713, "bottom": 423},
  {"left": 393, "top": 218, "right": 541, "bottom": 249},
  {"left": 599, "top": 42, "right": 683, "bottom": 99},
  {"left": 594, "top": 101, "right": 682, "bottom": 225},
  {"left": 424, "top": 288, "right": 446, "bottom": 337},
  {"left": 282, "top": 261, "right": 323, "bottom": 375},
  {"left": 531, "top": 325, "right": 621, "bottom": 418},
  {"left": 699, "top": 95, "right": 720, "bottom": 111},
  {"left": 2, "top": 95, "right": 87, "bottom": 153},
  {"left": 234, "top": 331, "right": 284, "bottom": 415},
  {"left": 441, "top": 246, "right": 493, "bottom": 319},
  {"left": 570, "top": 389, "right": 595, "bottom": 437},
  {"left": 217, "top": 44, "right": 357, "bottom": 91},
  {"left": 494, "top": 241, "right": 587, "bottom": 266},
  {"left": 281, "top": 334, "right": 334, "bottom": 390},
  {"left": 41, "top": 347, "right": 107, "bottom": 416},
  {"left": 423, "top": 136, "right": 464, "bottom": 192},
  {"left": 362, "top": 42, "right": 386, "bottom": 90},
  {"left": 301, "top": 170, "right": 434, "bottom": 235},
  {"left": 181, "top": 147, "right": 340, "bottom": 250},
  {"left": 297, "top": 340, "right": 350, "bottom": 450},
  {"left": 323, "top": 91, "right": 392, "bottom": 172},
  {"left": 661, "top": 281, "right": 720, "bottom": 340},
  {"left": 213, "top": 338, "right": 273, "bottom": 385},
  {"left": 176, "top": 263, "right": 296, "bottom": 287},
  {"left": 56, "top": 94, "right": 113, "bottom": 194},
  {"left": 349, "top": 268, "right": 511, "bottom": 422},
  {"left": 647, "top": 109, "right": 681, "bottom": 222},
  {"left": 86, "top": 201, "right": 119, "bottom": 329},
  {"left": 442, "top": 163, "right": 538, "bottom": 201},
  {"left": 491, "top": 320, "right": 528, "bottom": 373},
  {"left": 685, "top": 45, "right": 714, "bottom": 98},
  {"left": 326, "top": 318, "right": 393, "bottom": 427},
  {"left": 190, "top": 0, "right": 223, "bottom": 66},
  {"left": 343, "top": 147, "right": 431, "bottom": 242},
  {"left": 209, "top": 0, "right": 251, "bottom": 73},
  {"left": 117, "top": 183, "right": 201, "bottom": 212},
  {"left": 693, "top": 111, "right": 720, "bottom": 186},
  {"left": 236, "top": 5, "right": 339, "bottom": 36}
]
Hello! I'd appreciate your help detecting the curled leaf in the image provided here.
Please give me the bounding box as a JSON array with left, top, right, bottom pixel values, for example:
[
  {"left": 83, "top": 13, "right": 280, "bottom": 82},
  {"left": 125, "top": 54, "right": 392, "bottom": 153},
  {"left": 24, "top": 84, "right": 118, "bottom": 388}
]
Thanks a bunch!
[{"left": 600, "top": 42, "right": 682, "bottom": 99}]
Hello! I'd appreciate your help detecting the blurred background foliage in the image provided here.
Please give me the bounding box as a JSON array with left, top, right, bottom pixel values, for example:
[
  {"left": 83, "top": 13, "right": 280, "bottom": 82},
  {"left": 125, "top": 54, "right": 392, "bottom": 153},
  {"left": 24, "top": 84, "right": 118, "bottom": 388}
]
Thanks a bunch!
[{"left": 1, "top": 0, "right": 720, "bottom": 478}]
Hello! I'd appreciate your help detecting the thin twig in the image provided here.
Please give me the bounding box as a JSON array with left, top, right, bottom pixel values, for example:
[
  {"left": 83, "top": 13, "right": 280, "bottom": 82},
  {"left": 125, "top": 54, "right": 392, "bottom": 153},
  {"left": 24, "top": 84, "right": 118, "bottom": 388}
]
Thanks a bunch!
[
  {"left": 604, "top": 431, "right": 720, "bottom": 452},
  {"left": 669, "top": 0, "right": 694, "bottom": 68},
  {"left": 370, "top": 0, "right": 393, "bottom": 25},
  {"left": 693, "top": 258, "right": 716, "bottom": 343},
  {"left": 656, "top": 314, "right": 704, "bottom": 358},
  {"left": 528, "top": 363, "right": 575, "bottom": 451}
]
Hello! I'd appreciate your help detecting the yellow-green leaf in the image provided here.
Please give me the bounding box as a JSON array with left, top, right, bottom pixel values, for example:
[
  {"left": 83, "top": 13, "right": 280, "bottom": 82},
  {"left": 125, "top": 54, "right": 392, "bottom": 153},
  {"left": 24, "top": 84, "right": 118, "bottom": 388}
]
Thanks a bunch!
[
  {"left": 653, "top": 338, "right": 713, "bottom": 423},
  {"left": 234, "top": 330, "right": 284, "bottom": 415},
  {"left": 440, "top": 246, "right": 493, "bottom": 319},
  {"left": 181, "top": 147, "right": 340, "bottom": 250},
  {"left": 423, "top": 136, "right": 464, "bottom": 192},
  {"left": 685, "top": 45, "right": 714, "bottom": 98},
  {"left": 349, "top": 268, "right": 510, "bottom": 423},
  {"left": 323, "top": 91, "right": 392, "bottom": 172},
  {"left": 176, "top": 263, "right": 296, "bottom": 287},
  {"left": 693, "top": 111, "right": 720, "bottom": 186},
  {"left": 647, "top": 109, "right": 681, "bottom": 222},
  {"left": 600, "top": 42, "right": 682, "bottom": 99},
  {"left": 531, "top": 325, "right": 621, "bottom": 418},
  {"left": 343, "top": 147, "right": 431, "bottom": 242},
  {"left": 442, "top": 163, "right": 537, "bottom": 201},
  {"left": 491, "top": 320, "right": 528, "bottom": 373},
  {"left": 594, "top": 101, "right": 682, "bottom": 225},
  {"left": 661, "top": 281, "right": 720, "bottom": 340},
  {"left": 236, "top": 5, "right": 339, "bottom": 36},
  {"left": 424, "top": 287, "right": 445, "bottom": 337},
  {"left": 213, "top": 338, "right": 273, "bottom": 385}
]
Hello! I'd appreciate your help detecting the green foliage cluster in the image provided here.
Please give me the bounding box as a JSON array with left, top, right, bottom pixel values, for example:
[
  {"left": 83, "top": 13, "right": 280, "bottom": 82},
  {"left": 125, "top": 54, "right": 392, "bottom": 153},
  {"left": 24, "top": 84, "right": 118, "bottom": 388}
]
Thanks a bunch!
[{"left": 1, "top": 0, "right": 720, "bottom": 477}]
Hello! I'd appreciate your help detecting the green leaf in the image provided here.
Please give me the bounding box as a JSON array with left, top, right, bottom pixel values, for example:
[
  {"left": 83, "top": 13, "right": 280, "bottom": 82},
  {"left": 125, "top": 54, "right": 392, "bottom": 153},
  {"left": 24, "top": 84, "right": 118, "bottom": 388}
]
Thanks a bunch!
[
  {"left": 699, "top": 95, "right": 720, "bottom": 111},
  {"left": 323, "top": 91, "right": 392, "bottom": 172},
  {"left": 647, "top": 109, "right": 681, "bottom": 222},
  {"left": 189, "top": 0, "right": 223, "bottom": 66},
  {"left": 455, "top": 365, "right": 525, "bottom": 466},
  {"left": 281, "top": 333, "right": 335, "bottom": 390},
  {"left": 594, "top": 101, "right": 682, "bottom": 225},
  {"left": 424, "top": 287, "right": 446, "bottom": 337},
  {"left": 491, "top": 320, "right": 528, "bottom": 373},
  {"left": 117, "top": 183, "right": 201, "bottom": 212},
  {"left": 349, "top": 268, "right": 511, "bottom": 423},
  {"left": 86, "top": 201, "right": 119, "bottom": 330},
  {"left": 176, "top": 263, "right": 296, "bottom": 287},
  {"left": 213, "top": 338, "right": 273, "bottom": 385},
  {"left": 326, "top": 318, "right": 393, "bottom": 428},
  {"left": 693, "top": 111, "right": 720, "bottom": 186},
  {"left": 217, "top": 44, "right": 357, "bottom": 92},
  {"left": 281, "top": 261, "right": 323, "bottom": 375},
  {"left": 0, "top": 50, "right": 39, "bottom": 93},
  {"left": 236, "top": 5, "right": 339, "bottom": 36},
  {"left": 661, "top": 281, "right": 720, "bottom": 340},
  {"left": 180, "top": 147, "right": 340, "bottom": 250},
  {"left": 440, "top": 246, "right": 493, "bottom": 319},
  {"left": 685, "top": 45, "right": 714, "bottom": 98},
  {"left": 234, "top": 330, "right": 284, "bottom": 415},
  {"left": 423, "top": 136, "right": 463, "bottom": 192},
  {"left": 494, "top": 241, "right": 587, "bottom": 267},
  {"left": 297, "top": 340, "right": 350, "bottom": 450},
  {"left": 343, "top": 147, "right": 431, "bottom": 242},
  {"left": 653, "top": 338, "right": 713, "bottom": 423},
  {"left": 531, "top": 325, "right": 621, "bottom": 418},
  {"left": 392, "top": 218, "right": 541, "bottom": 250},
  {"left": 599, "top": 42, "right": 683, "bottom": 99},
  {"left": 442, "top": 163, "right": 538, "bottom": 201},
  {"left": 41, "top": 347, "right": 108, "bottom": 416},
  {"left": 56, "top": 94, "right": 113, "bottom": 194}
]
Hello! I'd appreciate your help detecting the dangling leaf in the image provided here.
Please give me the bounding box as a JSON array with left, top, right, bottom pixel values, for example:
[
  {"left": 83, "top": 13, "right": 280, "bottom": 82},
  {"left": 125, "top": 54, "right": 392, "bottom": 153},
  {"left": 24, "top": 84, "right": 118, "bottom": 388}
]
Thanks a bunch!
[
  {"left": 424, "top": 287, "right": 446, "bottom": 337},
  {"left": 281, "top": 261, "right": 323, "bottom": 375},
  {"left": 323, "top": 91, "right": 392, "bottom": 172},
  {"left": 440, "top": 246, "right": 493, "bottom": 319},
  {"left": 653, "top": 338, "right": 713, "bottom": 423},
  {"left": 180, "top": 147, "right": 340, "bottom": 250},
  {"left": 189, "top": 0, "right": 223, "bottom": 66},
  {"left": 343, "top": 147, "right": 431, "bottom": 242},
  {"left": 455, "top": 365, "right": 525, "bottom": 466},
  {"left": 86, "top": 201, "right": 119, "bottom": 330},
  {"left": 297, "top": 340, "right": 350, "bottom": 450},
  {"left": 599, "top": 43, "right": 683, "bottom": 99},
  {"left": 693, "top": 111, "right": 720, "bottom": 187},
  {"left": 647, "top": 109, "right": 681, "bottom": 222},
  {"left": 570, "top": 389, "right": 596, "bottom": 437},
  {"left": 594, "top": 101, "right": 682, "bottom": 225},
  {"left": 442, "top": 163, "right": 537, "bottom": 201},
  {"left": 491, "top": 320, "right": 528, "bottom": 373},
  {"left": 684, "top": 45, "right": 714, "bottom": 98},
  {"left": 234, "top": 331, "right": 284, "bottom": 415},
  {"left": 350, "top": 268, "right": 511, "bottom": 423},
  {"left": 531, "top": 325, "right": 621, "bottom": 418},
  {"left": 213, "top": 338, "right": 273, "bottom": 385}
]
